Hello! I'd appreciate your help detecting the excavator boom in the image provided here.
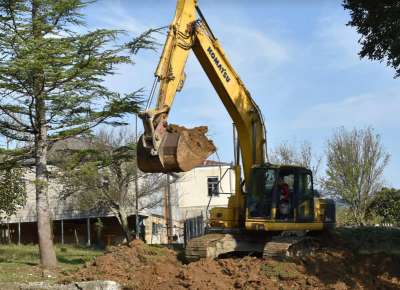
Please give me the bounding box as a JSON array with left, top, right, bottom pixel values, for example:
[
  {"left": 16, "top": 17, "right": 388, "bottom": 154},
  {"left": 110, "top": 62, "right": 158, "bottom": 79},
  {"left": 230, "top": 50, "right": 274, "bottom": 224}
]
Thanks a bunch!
[
  {"left": 137, "top": 0, "right": 216, "bottom": 173},
  {"left": 137, "top": 0, "right": 266, "bottom": 179}
]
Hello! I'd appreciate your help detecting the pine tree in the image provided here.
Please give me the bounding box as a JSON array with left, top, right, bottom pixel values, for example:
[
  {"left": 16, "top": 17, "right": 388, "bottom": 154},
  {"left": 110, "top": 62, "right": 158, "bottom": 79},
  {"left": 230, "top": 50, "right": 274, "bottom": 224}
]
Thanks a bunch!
[
  {"left": 0, "top": 167, "right": 26, "bottom": 217},
  {"left": 0, "top": 0, "right": 150, "bottom": 268}
]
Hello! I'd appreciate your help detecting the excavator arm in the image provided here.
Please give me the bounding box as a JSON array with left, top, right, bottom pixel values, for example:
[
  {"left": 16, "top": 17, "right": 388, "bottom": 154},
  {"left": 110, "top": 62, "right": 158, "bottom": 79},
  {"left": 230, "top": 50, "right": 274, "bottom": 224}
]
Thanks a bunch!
[
  {"left": 138, "top": 0, "right": 267, "bottom": 186},
  {"left": 140, "top": 0, "right": 194, "bottom": 143},
  {"left": 138, "top": 0, "right": 216, "bottom": 173},
  {"left": 191, "top": 18, "right": 267, "bottom": 184}
]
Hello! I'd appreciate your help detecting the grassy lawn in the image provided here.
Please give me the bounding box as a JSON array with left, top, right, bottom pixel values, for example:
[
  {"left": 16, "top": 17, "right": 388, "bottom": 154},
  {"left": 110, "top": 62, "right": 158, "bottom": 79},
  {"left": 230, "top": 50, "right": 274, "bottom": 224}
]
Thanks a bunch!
[
  {"left": 332, "top": 226, "right": 400, "bottom": 255},
  {"left": 0, "top": 227, "right": 399, "bottom": 285},
  {"left": 0, "top": 244, "right": 103, "bottom": 284}
]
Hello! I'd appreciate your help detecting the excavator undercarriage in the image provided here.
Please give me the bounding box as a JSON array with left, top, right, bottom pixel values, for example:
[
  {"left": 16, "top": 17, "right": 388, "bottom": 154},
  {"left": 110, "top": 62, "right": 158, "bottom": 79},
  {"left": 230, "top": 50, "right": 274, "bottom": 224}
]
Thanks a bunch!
[{"left": 185, "top": 230, "right": 323, "bottom": 262}]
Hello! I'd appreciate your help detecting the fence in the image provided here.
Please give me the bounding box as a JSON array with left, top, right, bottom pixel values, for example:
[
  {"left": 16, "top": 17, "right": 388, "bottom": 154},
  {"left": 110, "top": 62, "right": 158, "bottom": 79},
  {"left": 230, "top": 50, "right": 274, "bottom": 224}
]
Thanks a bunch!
[{"left": 183, "top": 214, "right": 205, "bottom": 245}]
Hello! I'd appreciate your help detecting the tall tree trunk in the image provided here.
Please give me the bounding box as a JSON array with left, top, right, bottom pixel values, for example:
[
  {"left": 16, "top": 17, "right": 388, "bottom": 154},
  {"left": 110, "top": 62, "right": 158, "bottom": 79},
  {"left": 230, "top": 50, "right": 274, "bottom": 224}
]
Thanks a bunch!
[
  {"left": 117, "top": 208, "right": 132, "bottom": 243},
  {"left": 32, "top": 0, "right": 57, "bottom": 269},
  {"left": 35, "top": 132, "right": 57, "bottom": 268}
]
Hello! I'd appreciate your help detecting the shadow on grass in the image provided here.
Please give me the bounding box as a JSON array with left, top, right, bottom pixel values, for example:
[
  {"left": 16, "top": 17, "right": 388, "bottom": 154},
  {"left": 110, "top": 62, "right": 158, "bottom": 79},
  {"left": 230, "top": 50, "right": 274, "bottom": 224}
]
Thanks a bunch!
[{"left": 57, "top": 256, "right": 85, "bottom": 265}]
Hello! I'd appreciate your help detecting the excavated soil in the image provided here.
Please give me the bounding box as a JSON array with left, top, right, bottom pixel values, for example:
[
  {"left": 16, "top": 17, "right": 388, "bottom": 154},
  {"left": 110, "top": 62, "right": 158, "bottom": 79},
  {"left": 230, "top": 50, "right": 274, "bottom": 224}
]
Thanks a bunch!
[
  {"left": 166, "top": 124, "right": 216, "bottom": 171},
  {"left": 64, "top": 237, "right": 400, "bottom": 290},
  {"left": 167, "top": 124, "right": 216, "bottom": 155},
  {"left": 137, "top": 124, "right": 215, "bottom": 172}
]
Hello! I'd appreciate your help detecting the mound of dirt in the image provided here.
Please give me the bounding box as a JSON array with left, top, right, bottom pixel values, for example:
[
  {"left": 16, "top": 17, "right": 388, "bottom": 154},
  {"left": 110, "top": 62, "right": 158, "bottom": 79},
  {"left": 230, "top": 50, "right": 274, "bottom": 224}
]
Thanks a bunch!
[
  {"left": 167, "top": 124, "right": 216, "bottom": 154},
  {"left": 167, "top": 124, "right": 216, "bottom": 171},
  {"left": 64, "top": 240, "right": 180, "bottom": 289},
  {"left": 64, "top": 238, "right": 400, "bottom": 290}
]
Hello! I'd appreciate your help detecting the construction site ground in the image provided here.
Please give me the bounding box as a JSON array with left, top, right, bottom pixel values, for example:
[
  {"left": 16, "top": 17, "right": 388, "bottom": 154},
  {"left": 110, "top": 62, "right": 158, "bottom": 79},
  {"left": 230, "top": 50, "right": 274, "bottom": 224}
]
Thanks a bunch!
[{"left": 63, "top": 227, "right": 400, "bottom": 290}]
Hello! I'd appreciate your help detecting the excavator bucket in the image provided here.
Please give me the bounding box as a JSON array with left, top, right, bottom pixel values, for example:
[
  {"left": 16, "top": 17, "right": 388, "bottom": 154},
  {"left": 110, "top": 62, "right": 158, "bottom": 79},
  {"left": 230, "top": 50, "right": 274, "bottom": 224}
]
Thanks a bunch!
[{"left": 137, "top": 125, "right": 216, "bottom": 173}]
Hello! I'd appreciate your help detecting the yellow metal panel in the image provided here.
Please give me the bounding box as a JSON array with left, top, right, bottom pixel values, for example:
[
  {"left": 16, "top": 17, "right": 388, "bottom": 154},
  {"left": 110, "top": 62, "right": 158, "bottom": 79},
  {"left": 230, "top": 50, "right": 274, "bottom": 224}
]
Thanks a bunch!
[
  {"left": 245, "top": 220, "right": 324, "bottom": 231},
  {"left": 271, "top": 207, "right": 277, "bottom": 219},
  {"left": 192, "top": 27, "right": 266, "bottom": 185},
  {"left": 154, "top": 0, "right": 196, "bottom": 109}
]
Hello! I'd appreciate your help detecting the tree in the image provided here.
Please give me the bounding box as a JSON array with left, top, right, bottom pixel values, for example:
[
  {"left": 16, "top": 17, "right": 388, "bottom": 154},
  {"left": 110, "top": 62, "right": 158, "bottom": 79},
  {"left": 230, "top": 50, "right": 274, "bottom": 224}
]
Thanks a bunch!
[
  {"left": 0, "top": 0, "right": 153, "bottom": 268},
  {"left": 0, "top": 167, "right": 26, "bottom": 217},
  {"left": 269, "top": 142, "right": 296, "bottom": 165},
  {"left": 343, "top": 0, "right": 400, "bottom": 78},
  {"left": 58, "top": 129, "right": 165, "bottom": 242},
  {"left": 368, "top": 188, "right": 400, "bottom": 226},
  {"left": 269, "top": 141, "right": 322, "bottom": 186},
  {"left": 323, "top": 127, "right": 390, "bottom": 225}
]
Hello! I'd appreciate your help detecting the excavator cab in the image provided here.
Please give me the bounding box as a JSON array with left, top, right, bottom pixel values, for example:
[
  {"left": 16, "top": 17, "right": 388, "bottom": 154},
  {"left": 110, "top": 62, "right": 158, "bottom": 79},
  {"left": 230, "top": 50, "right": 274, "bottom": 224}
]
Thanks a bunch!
[{"left": 247, "top": 165, "right": 315, "bottom": 222}]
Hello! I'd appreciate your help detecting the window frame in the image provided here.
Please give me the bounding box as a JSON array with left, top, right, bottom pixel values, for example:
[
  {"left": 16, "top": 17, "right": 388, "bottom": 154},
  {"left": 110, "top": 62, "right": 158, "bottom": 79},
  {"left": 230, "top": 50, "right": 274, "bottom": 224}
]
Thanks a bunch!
[{"left": 207, "top": 176, "right": 219, "bottom": 196}]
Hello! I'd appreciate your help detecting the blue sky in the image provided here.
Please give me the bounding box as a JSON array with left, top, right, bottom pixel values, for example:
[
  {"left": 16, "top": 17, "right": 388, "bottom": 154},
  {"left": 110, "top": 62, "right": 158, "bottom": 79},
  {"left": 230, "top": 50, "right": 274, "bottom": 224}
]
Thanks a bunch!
[{"left": 83, "top": 0, "right": 400, "bottom": 188}]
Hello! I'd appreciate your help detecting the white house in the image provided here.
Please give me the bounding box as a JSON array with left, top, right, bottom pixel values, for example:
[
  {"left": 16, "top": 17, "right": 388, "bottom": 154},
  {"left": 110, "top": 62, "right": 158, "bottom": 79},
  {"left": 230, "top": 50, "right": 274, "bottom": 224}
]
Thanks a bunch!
[{"left": 171, "top": 161, "right": 235, "bottom": 220}]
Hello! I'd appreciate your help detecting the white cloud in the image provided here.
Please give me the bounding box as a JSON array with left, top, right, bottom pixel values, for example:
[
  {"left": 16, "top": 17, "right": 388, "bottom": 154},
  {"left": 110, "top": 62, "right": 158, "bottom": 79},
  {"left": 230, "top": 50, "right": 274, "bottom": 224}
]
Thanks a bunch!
[
  {"left": 90, "top": 0, "right": 147, "bottom": 33},
  {"left": 293, "top": 91, "right": 400, "bottom": 129},
  {"left": 224, "top": 26, "right": 289, "bottom": 65},
  {"left": 314, "top": 14, "right": 363, "bottom": 70},
  {"left": 179, "top": 23, "right": 291, "bottom": 92}
]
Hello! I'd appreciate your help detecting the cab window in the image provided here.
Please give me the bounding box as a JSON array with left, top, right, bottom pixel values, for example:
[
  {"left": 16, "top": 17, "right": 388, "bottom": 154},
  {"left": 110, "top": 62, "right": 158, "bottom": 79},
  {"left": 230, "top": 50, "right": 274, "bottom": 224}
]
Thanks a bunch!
[
  {"left": 247, "top": 168, "right": 276, "bottom": 218},
  {"left": 297, "top": 172, "right": 314, "bottom": 220}
]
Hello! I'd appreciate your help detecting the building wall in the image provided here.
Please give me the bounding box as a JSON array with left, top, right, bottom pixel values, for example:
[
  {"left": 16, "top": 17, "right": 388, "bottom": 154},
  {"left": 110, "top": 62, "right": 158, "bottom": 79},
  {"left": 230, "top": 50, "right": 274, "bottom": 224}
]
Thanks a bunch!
[
  {"left": 171, "top": 165, "right": 235, "bottom": 220},
  {"left": 2, "top": 167, "right": 76, "bottom": 224},
  {"left": 1, "top": 164, "right": 233, "bottom": 245},
  {"left": 143, "top": 215, "right": 182, "bottom": 245}
]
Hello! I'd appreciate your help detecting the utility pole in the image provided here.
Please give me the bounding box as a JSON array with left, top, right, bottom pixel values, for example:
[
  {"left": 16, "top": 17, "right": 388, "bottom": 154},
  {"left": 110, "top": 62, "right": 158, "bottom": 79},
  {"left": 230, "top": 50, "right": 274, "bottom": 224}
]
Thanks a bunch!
[
  {"left": 134, "top": 114, "right": 140, "bottom": 240},
  {"left": 164, "top": 174, "right": 173, "bottom": 244}
]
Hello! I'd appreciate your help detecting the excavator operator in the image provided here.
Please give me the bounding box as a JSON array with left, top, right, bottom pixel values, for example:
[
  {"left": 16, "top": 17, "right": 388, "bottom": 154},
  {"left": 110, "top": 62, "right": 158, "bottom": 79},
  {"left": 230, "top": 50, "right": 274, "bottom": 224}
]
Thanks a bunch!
[{"left": 278, "top": 177, "right": 291, "bottom": 219}]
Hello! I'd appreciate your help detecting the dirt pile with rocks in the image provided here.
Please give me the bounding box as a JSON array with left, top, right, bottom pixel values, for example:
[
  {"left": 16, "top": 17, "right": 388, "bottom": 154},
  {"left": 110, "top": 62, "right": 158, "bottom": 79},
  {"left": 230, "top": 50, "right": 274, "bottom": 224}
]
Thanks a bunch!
[
  {"left": 166, "top": 124, "right": 216, "bottom": 171},
  {"left": 137, "top": 124, "right": 215, "bottom": 173},
  {"left": 64, "top": 240, "right": 180, "bottom": 289},
  {"left": 167, "top": 124, "right": 216, "bottom": 154},
  {"left": 64, "top": 237, "right": 400, "bottom": 290}
]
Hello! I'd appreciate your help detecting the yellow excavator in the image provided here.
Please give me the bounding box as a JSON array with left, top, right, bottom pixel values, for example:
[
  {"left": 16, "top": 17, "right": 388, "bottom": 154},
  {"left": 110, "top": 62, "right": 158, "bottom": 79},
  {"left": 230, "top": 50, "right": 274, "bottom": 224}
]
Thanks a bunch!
[{"left": 137, "top": 0, "right": 335, "bottom": 260}]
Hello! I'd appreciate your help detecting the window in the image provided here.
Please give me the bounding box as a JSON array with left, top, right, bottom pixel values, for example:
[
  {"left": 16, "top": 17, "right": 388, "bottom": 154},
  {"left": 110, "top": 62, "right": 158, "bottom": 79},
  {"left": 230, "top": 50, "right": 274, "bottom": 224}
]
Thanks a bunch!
[
  {"left": 207, "top": 176, "right": 219, "bottom": 196},
  {"left": 152, "top": 222, "right": 162, "bottom": 235},
  {"left": 280, "top": 173, "right": 294, "bottom": 192},
  {"left": 248, "top": 168, "right": 276, "bottom": 218},
  {"left": 297, "top": 173, "right": 314, "bottom": 220},
  {"left": 298, "top": 173, "right": 313, "bottom": 199},
  {"left": 277, "top": 171, "right": 296, "bottom": 219}
]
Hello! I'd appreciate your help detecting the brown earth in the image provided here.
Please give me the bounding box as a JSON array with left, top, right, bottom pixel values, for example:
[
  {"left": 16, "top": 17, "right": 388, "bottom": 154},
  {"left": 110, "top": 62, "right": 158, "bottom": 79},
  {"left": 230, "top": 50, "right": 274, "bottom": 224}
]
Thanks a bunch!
[
  {"left": 137, "top": 124, "right": 215, "bottom": 173},
  {"left": 64, "top": 237, "right": 400, "bottom": 290},
  {"left": 167, "top": 125, "right": 214, "bottom": 150},
  {"left": 167, "top": 124, "right": 216, "bottom": 165},
  {"left": 163, "top": 124, "right": 216, "bottom": 172}
]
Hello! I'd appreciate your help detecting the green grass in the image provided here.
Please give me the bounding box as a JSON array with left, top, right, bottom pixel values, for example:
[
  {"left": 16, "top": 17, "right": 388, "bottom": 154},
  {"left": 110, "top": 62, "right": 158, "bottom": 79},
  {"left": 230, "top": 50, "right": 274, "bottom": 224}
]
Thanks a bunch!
[
  {"left": 332, "top": 226, "right": 400, "bottom": 255},
  {"left": 260, "top": 262, "right": 300, "bottom": 280},
  {"left": 0, "top": 244, "right": 103, "bottom": 283}
]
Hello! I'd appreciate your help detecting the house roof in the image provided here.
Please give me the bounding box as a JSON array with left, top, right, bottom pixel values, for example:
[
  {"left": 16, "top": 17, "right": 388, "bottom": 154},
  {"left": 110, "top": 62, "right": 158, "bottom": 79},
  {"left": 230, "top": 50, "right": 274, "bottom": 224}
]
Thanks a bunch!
[{"left": 198, "top": 160, "right": 232, "bottom": 167}]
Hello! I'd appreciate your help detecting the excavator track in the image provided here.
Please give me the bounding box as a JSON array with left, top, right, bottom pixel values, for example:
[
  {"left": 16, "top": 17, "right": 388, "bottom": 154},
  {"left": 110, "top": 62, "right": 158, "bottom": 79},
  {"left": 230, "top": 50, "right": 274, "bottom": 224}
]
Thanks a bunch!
[
  {"left": 185, "top": 233, "right": 267, "bottom": 262},
  {"left": 263, "top": 232, "right": 321, "bottom": 258},
  {"left": 185, "top": 232, "right": 321, "bottom": 262},
  {"left": 185, "top": 233, "right": 226, "bottom": 262}
]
